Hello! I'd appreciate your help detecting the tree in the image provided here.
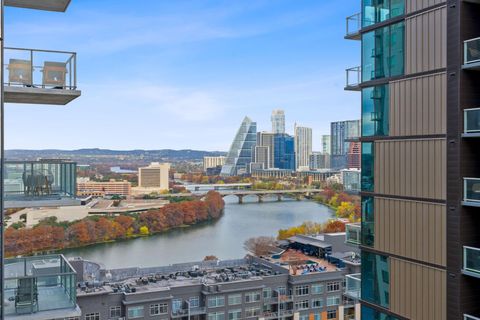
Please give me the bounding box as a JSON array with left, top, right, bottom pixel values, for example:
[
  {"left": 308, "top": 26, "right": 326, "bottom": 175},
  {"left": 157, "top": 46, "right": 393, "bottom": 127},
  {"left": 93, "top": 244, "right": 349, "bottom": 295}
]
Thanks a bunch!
[
  {"left": 244, "top": 236, "right": 276, "bottom": 256},
  {"left": 203, "top": 255, "right": 219, "bottom": 261},
  {"left": 336, "top": 202, "right": 356, "bottom": 220},
  {"left": 139, "top": 226, "right": 149, "bottom": 236}
]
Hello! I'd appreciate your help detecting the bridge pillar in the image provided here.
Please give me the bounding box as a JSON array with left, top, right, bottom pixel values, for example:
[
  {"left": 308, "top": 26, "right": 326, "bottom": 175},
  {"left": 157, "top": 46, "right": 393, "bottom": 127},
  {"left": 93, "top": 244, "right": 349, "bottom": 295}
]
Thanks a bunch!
[
  {"left": 237, "top": 195, "right": 244, "bottom": 204},
  {"left": 277, "top": 194, "right": 282, "bottom": 202},
  {"left": 258, "top": 194, "right": 264, "bottom": 203},
  {"left": 195, "top": 186, "right": 200, "bottom": 191}
]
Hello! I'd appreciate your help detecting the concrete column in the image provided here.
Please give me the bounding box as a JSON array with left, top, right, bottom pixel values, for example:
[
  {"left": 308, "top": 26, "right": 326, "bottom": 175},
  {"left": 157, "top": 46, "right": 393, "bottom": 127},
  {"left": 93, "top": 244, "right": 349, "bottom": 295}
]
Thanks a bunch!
[
  {"left": 258, "top": 194, "right": 264, "bottom": 203},
  {"left": 237, "top": 195, "right": 244, "bottom": 204},
  {"left": 277, "top": 194, "right": 282, "bottom": 201}
]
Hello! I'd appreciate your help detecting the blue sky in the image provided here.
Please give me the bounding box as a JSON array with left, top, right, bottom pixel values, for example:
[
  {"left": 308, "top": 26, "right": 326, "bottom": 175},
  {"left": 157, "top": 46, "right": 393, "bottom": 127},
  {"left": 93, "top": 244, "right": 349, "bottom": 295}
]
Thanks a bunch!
[{"left": 5, "top": 0, "right": 360, "bottom": 151}]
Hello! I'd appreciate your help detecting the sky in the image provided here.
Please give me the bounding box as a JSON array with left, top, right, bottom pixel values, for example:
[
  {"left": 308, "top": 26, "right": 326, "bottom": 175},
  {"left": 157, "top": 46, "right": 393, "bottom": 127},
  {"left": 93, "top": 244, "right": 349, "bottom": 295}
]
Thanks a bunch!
[{"left": 5, "top": 0, "right": 360, "bottom": 151}]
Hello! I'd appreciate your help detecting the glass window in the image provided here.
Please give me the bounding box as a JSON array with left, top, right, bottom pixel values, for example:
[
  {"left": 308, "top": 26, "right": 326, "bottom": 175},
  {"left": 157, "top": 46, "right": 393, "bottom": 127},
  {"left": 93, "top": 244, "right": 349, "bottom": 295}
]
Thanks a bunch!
[
  {"left": 208, "top": 296, "right": 225, "bottom": 308},
  {"left": 362, "top": 305, "right": 400, "bottom": 319},
  {"left": 245, "top": 307, "right": 261, "bottom": 318},
  {"left": 327, "top": 309, "right": 337, "bottom": 319},
  {"left": 295, "top": 300, "right": 309, "bottom": 311},
  {"left": 109, "top": 306, "right": 122, "bottom": 318},
  {"left": 150, "top": 303, "right": 168, "bottom": 315},
  {"left": 228, "top": 294, "right": 242, "bottom": 305},
  {"left": 362, "top": 22, "right": 405, "bottom": 82},
  {"left": 245, "top": 291, "right": 261, "bottom": 303},
  {"left": 361, "top": 142, "right": 374, "bottom": 192},
  {"left": 85, "top": 314, "right": 100, "bottom": 320},
  {"left": 313, "top": 312, "right": 321, "bottom": 320},
  {"left": 312, "top": 283, "right": 324, "bottom": 294},
  {"left": 362, "top": 251, "right": 390, "bottom": 308},
  {"left": 362, "top": 0, "right": 405, "bottom": 27},
  {"left": 326, "top": 295, "right": 341, "bottom": 306},
  {"left": 189, "top": 297, "right": 200, "bottom": 308},
  {"left": 312, "top": 298, "right": 324, "bottom": 308},
  {"left": 362, "top": 85, "right": 389, "bottom": 137},
  {"left": 326, "top": 281, "right": 340, "bottom": 292},
  {"left": 172, "top": 299, "right": 182, "bottom": 312},
  {"left": 208, "top": 312, "right": 225, "bottom": 320},
  {"left": 228, "top": 309, "right": 242, "bottom": 320},
  {"left": 362, "top": 196, "right": 375, "bottom": 247},
  {"left": 263, "top": 288, "right": 272, "bottom": 298},
  {"left": 300, "top": 314, "right": 310, "bottom": 320},
  {"left": 295, "top": 285, "right": 310, "bottom": 296},
  {"left": 127, "top": 306, "right": 144, "bottom": 319}
]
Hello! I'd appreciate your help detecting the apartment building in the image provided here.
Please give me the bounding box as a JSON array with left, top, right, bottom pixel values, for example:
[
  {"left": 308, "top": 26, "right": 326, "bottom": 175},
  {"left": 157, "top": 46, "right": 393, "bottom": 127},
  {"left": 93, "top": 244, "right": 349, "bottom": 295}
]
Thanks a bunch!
[
  {"left": 330, "top": 121, "right": 360, "bottom": 170},
  {"left": 77, "top": 179, "right": 132, "bottom": 197},
  {"left": 344, "top": 0, "right": 480, "bottom": 319},
  {"left": 138, "top": 162, "right": 170, "bottom": 191},
  {"left": 203, "top": 156, "right": 227, "bottom": 173},
  {"left": 294, "top": 125, "right": 313, "bottom": 171}
]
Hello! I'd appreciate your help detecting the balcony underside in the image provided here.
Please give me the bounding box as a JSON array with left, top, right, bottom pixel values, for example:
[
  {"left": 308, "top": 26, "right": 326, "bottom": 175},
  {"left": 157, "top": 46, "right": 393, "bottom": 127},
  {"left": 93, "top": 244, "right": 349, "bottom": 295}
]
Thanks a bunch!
[
  {"left": 5, "top": 86, "right": 81, "bottom": 105},
  {"left": 4, "top": 0, "right": 71, "bottom": 12},
  {"left": 345, "top": 84, "right": 361, "bottom": 91},
  {"left": 345, "top": 32, "right": 361, "bottom": 40},
  {"left": 463, "top": 61, "right": 480, "bottom": 70}
]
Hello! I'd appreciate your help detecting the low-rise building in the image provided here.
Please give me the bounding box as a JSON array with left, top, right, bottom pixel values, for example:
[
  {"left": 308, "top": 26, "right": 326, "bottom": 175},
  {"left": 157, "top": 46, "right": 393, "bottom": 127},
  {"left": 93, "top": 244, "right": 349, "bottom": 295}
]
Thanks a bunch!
[{"left": 77, "top": 178, "right": 132, "bottom": 197}]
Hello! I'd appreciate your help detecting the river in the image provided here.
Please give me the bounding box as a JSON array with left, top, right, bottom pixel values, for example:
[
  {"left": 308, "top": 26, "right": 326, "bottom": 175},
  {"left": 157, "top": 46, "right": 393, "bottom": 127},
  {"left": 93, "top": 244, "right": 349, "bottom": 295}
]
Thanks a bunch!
[{"left": 63, "top": 196, "right": 334, "bottom": 269}]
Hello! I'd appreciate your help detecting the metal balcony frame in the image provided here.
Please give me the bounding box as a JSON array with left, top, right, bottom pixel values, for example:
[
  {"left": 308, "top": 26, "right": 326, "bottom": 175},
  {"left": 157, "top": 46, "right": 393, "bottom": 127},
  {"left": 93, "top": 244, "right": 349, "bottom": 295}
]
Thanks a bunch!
[
  {"left": 463, "top": 37, "right": 480, "bottom": 70},
  {"left": 465, "top": 314, "right": 480, "bottom": 320},
  {"left": 462, "top": 178, "right": 480, "bottom": 207},
  {"left": 463, "top": 108, "right": 480, "bottom": 137},
  {"left": 345, "top": 13, "right": 361, "bottom": 40},
  {"left": 345, "top": 66, "right": 362, "bottom": 91},
  {"left": 463, "top": 246, "right": 480, "bottom": 278}
]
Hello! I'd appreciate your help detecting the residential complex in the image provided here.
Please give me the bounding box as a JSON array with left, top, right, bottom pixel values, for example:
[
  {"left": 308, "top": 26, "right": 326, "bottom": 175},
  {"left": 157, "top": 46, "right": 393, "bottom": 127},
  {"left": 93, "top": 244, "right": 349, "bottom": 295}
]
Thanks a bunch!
[
  {"left": 77, "top": 178, "right": 132, "bottom": 197},
  {"left": 294, "top": 125, "right": 313, "bottom": 171},
  {"left": 344, "top": 0, "right": 480, "bottom": 318},
  {"left": 330, "top": 121, "right": 360, "bottom": 170},
  {"left": 203, "top": 156, "right": 227, "bottom": 172},
  {"left": 271, "top": 109, "right": 286, "bottom": 134},
  {"left": 138, "top": 162, "right": 170, "bottom": 191}
]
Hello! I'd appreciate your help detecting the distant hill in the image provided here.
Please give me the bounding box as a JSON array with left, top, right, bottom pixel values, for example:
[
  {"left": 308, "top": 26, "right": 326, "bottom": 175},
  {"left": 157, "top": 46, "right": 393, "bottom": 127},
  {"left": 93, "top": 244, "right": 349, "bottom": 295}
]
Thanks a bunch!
[{"left": 5, "top": 149, "right": 226, "bottom": 164}]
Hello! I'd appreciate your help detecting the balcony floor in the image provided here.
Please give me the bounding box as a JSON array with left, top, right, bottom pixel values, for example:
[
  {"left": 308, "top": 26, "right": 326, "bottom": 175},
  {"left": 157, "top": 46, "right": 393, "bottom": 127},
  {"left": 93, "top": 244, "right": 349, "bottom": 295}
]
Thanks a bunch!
[
  {"left": 4, "top": 0, "right": 71, "bottom": 12},
  {"left": 5, "top": 86, "right": 81, "bottom": 105},
  {"left": 345, "top": 32, "right": 361, "bottom": 40},
  {"left": 463, "top": 61, "right": 480, "bottom": 71},
  {"left": 345, "top": 85, "right": 361, "bottom": 91},
  {"left": 462, "top": 200, "right": 480, "bottom": 207}
]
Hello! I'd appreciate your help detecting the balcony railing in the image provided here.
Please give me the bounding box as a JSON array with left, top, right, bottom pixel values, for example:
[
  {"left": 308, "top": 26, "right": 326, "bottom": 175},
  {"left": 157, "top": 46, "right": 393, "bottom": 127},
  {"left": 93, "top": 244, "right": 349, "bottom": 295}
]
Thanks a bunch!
[
  {"left": 465, "top": 314, "right": 480, "bottom": 320},
  {"left": 463, "top": 178, "right": 480, "bottom": 205},
  {"left": 4, "top": 255, "right": 78, "bottom": 317},
  {"left": 464, "top": 108, "right": 480, "bottom": 136},
  {"left": 465, "top": 37, "right": 480, "bottom": 66},
  {"left": 346, "top": 223, "right": 361, "bottom": 245},
  {"left": 345, "top": 13, "right": 361, "bottom": 40},
  {"left": 344, "top": 273, "right": 361, "bottom": 300},
  {"left": 463, "top": 246, "right": 480, "bottom": 277},
  {"left": 345, "top": 66, "right": 361, "bottom": 91},
  {"left": 171, "top": 307, "right": 206, "bottom": 318}
]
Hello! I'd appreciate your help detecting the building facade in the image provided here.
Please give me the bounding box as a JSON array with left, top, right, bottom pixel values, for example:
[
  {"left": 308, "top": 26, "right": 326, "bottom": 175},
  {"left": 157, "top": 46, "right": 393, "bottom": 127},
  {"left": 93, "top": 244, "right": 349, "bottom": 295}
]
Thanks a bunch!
[
  {"left": 343, "top": 0, "right": 480, "bottom": 318},
  {"left": 271, "top": 109, "right": 286, "bottom": 134},
  {"left": 330, "top": 120, "right": 360, "bottom": 170},
  {"left": 294, "top": 125, "right": 313, "bottom": 171},
  {"left": 256, "top": 132, "right": 275, "bottom": 169},
  {"left": 203, "top": 156, "right": 226, "bottom": 172},
  {"left": 273, "top": 134, "right": 296, "bottom": 170},
  {"left": 221, "top": 117, "right": 257, "bottom": 176},
  {"left": 347, "top": 142, "right": 361, "bottom": 170},
  {"left": 341, "top": 169, "right": 361, "bottom": 193},
  {"left": 77, "top": 179, "right": 132, "bottom": 197},
  {"left": 322, "top": 135, "right": 331, "bottom": 155},
  {"left": 138, "top": 162, "right": 170, "bottom": 190},
  {"left": 309, "top": 152, "right": 330, "bottom": 170}
]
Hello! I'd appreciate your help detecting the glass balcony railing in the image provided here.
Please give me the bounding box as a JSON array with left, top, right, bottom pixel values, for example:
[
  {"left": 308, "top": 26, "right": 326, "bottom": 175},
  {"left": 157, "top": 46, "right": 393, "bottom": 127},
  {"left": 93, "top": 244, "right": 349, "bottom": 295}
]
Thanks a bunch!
[
  {"left": 346, "top": 223, "right": 361, "bottom": 245},
  {"left": 465, "top": 314, "right": 480, "bottom": 320},
  {"left": 463, "top": 246, "right": 480, "bottom": 277},
  {"left": 464, "top": 108, "right": 480, "bottom": 135},
  {"left": 345, "top": 13, "right": 361, "bottom": 39},
  {"left": 345, "top": 273, "right": 361, "bottom": 300},
  {"left": 464, "top": 37, "right": 480, "bottom": 66},
  {"left": 346, "top": 66, "right": 361, "bottom": 90},
  {"left": 4, "top": 255, "right": 77, "bottom": 317},
  {"left": 464, "top": 178, "right": 480, "bottom": 204}
]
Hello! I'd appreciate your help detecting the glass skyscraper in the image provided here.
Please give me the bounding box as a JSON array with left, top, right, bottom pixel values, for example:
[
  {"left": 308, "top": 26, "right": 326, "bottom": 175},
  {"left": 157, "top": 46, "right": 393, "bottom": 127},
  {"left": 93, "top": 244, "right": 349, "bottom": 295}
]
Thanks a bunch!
[
  {"left": 273, "top": 134, "right": 295, "bottom": 170},
  {"left": 221, "top": 117, "right": 257, "bottom": 176}
]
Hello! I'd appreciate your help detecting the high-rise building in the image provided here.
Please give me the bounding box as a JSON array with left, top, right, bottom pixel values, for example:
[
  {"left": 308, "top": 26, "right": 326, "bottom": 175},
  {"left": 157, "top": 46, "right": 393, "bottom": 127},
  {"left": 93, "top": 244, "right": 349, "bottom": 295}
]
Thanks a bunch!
[
  {"left": 294, "top": 125, "right": 313, "bottom": 170},
  {"left": 343, "top": 1, "right": 480, "bottom": 318},
  {"left": 347, "top": 142, "right": 361, "bottom": 169},
  {"left": 330, "top": 120, "right": 360, "bottom": 169},
  {"left": 273, "top": 134, "right": 295, "bottom": 170},
  {"left": 322, "top": 135, "right": 331, "bottom": 154},
  {"left": 309, "top": 152, "right": 330, "bottom": 170},
  {"left": 256, "top": 132, "right": 275, "bottom": 169},
  {"left": 271, "top": 109, "right": 285, "bottom": 134},
  {"left": 221, "top": 117, "right": 257, "bottom": 176},
  {"left": 138, "top": 162, "right": 170, "bottom": 190},
  {"left": 203, "top": 156, "right": 226, "bottom": 172},
  {"left": 251, "top": 146, "right": 270, "bottom": 170}
]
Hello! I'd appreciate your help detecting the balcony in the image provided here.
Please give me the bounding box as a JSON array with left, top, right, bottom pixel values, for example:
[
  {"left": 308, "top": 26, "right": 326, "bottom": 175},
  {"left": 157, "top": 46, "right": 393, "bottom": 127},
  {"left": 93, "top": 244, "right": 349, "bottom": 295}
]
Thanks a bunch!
[
  {"left": 344, "top": 273, "right": 361, "bottom": 300},
  {"left": 345, "top": 66, "right": 361, "bottom": 91},
  {"left": 463, "top": 246, "right": 480, "bottom": 278},
  {"left": 346, "top": 223, "right": 361, "bottom": 245},
  {"left": 4, "top": 159, "right": 79, "bottom": 208},
  {"left": 465, "top": 315, "right": 480, "bottom": 320},
  {"left": 463, "top": 37, "right": 480, "bottom": 70},
  {"left": 5, "top": 0, "right": 72, "bottom": 12},
  {"left": 171, "top": 307, "right": 206, "bottom": 318},
  {"left": 463, "top": 178, "right": 480, "bottom": 207},
  {"left": 4, "top": 254, "right": 80, "bottom": 320},
  {"left": 463, "top": 108, "right": 480, "bottom": 137},
  {"left": 345, "top": 13, "right": 361, "bottom": 40},
  {"left": 4, "top": 47, "right": 81, "bottom": 105}
]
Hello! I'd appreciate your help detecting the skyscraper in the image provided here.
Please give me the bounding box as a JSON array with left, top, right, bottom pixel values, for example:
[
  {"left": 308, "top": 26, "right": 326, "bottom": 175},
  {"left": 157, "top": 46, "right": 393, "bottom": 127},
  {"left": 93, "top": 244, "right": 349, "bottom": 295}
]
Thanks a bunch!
[
  {"left": 321, "top": 135, "right": 331, "bottom": 154},
  {"left": 255, "top": 132, "right": 275, "bottom": 169},
  {"left": 343, "top": 0, "right": 478, "bottom": 318},
  {"left": 221, "top": 117, "right": 257, "bottom": 176},
  {"left": 294, "top": 125, "right": 313, "bottom": 170},
  {"left": 273, "top": 134, "right": 295, "bottom": 170},
  {"left": 330, "top": 120, "right": 360, "bottom": 169},
  {"left": 271, "top": 109, "right": 286, "bottom": 134}
]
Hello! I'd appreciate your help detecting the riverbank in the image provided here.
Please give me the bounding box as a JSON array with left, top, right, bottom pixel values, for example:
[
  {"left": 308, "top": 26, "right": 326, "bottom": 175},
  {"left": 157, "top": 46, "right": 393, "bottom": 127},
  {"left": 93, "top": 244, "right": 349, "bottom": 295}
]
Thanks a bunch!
[{"left": 5, "top": 191, "right": 225, "bottom": 257}]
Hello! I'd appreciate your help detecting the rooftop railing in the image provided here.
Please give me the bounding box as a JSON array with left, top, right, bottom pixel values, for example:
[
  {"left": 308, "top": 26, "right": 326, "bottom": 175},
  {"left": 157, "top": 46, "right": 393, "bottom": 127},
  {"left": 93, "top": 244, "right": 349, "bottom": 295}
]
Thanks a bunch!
[
  {"left": 464, "top": 37, "right": 480, "bottom": 65},
  {"left": 463, "top": 246, "right": 480, "bottom": 277},
  {"left": 464, "top": 178, "right": 480, "bottom": 204},
  {"left": 345, "top": 66, "right": 361, "bottom": 90},
  {"left": 4, "top": 47, "right": 77, "bottom": 90},
  {"left": 345, "top": 13, "right": 361, "bottom": 39},
  {"left": 344, "top": 273, "right": 361, "bottom": 300},
  {"left": 464, "top": 108, "right": 480, "bottom": 135},
  {"left": 346, "top": 223, "right": 361, "bottom": 245}
]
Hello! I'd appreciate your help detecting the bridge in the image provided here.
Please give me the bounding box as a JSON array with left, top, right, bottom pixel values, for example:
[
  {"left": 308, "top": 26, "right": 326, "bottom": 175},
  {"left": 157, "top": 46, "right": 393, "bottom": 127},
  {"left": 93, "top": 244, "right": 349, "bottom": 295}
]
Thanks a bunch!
[
  {"left": 185, "top": 183, "right": 252, "bottom": 191},
  {"left": 158, "top": 189, "right": 324, "bottom": 204}
]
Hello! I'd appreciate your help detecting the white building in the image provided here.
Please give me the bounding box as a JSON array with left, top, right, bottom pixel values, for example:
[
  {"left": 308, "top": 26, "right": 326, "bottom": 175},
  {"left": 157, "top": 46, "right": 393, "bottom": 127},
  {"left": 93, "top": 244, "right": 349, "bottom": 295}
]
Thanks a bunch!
[
  {"left": 294, "top": 125, "right": 313, "bottom": 170},
  {"left": 203, "top": 156, "right": 226, "bottom": 172},
  {"left": 138, "top": 162, "right": 170, "bottom": 190}
]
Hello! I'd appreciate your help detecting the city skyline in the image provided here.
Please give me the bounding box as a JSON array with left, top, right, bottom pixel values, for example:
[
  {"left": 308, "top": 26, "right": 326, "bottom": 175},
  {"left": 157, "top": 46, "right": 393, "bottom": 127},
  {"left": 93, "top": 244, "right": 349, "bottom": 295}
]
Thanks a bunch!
[{"left": 4, "top": 0, "right": 360, "bottom": 151}]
